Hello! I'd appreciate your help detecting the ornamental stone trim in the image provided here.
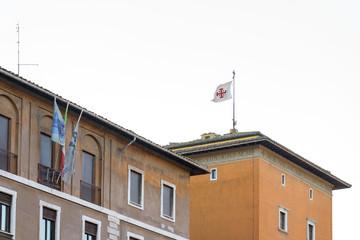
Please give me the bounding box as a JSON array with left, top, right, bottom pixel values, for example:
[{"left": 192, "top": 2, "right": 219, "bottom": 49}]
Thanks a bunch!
[{"left": 108, "top": 215, "right": 120, "bottom": 240}]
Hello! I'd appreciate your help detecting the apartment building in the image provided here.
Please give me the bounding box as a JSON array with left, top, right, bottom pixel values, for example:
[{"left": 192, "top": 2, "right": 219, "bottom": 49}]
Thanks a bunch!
[
  {"left": 0, "top": 66, "right": 208, "bottom": 240},
  {"left": 167, "top": 131, "right": 351, "bottom": 240}
]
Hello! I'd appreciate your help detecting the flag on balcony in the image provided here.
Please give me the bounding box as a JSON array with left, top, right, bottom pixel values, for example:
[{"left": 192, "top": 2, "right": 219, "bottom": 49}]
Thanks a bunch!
[
  {"left": 62, "top": 110, "right": 83, "bottom": 184},
  {"left": 60, "top": 102, "right": 69, "bottom": 176},
  {"left": 211, "top": 81, "right": 232, "bottom": 103},
  {"left": 51, "top": 97, "right": 66, "bottom": 146}
]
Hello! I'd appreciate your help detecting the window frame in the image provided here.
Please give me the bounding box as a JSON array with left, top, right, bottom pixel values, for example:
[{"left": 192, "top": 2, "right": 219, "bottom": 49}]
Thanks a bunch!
[
  {"left": 160, "top": 179, "right": 176, "bottom": 222},
  {"left": 0, "top": 186, "right": 16, "bottom": 239},
  {"left": 307, "top": 218, "right": 316, "bottom": 240},
  {"left": 309, "top": 188, "right": 313, "bottom": 200},
  {"left": 82, "top": 215, "right": 101, "bottom": 240},
  {"left": 39, "top": 200, "right": 61, "bottom": 240},
  {"left": 127, "top": 165, "right": 144, "bottom": 210},
  {"left": 278, "top": 205, "right": 288, "bottom": 233},
  {"left": 39, "top": 133, "right": 54, "bottom": 169},
  {"left": 210, "top": 168, "right": 217, "bottom": 181},
  {"left": 281, "top": 173, "right": 285, "bottom": 186},
  {"left": 127, "top": 231, "right": 144, "bottom": 240}
]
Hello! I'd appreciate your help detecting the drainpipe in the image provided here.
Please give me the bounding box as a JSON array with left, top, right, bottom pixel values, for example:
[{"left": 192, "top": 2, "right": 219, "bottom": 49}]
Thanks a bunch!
[{"left": 119, "top": 137, "right": 137, "bottom": 152}]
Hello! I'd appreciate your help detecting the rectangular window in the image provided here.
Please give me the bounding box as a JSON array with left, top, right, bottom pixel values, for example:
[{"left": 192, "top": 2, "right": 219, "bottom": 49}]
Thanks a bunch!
[
  {"left": 82, "top": 151, "right": 95, "bottom": 184},
  {"left": 210, "top": 168, "right": 217, "bottom": 181},
  {"left": 81, "top": 151, "right": 101, "bottom": 205},
  {"left": 39, "top": 201, "right": 60, "bottom": 240},
  {"left": 309, "top": 189, "right": 313, "bottom": 200},
  {"left": 307, "top": 219, "right": 316, "bottom": 240},
  {"left": 161, "top": 180, "right": 176, "bottom": 222},
  {"left": 42, "top": 207, "right": 56, "bottom": 240},
  {"left": 84, "top": 221, "right": 97, "bottom": 240},
  {"left": 40, "top": 134, "right": 53, "bottom": 168},
  {"left": 278, "top": 206, "right": 288, "bottom": 232},
  {"left": 0, "top": 115, "right": 10, "bottom": 171},
  {"left": 0, "top": 187, "right": 16, "bottom": 239},
  {"left": 82, "top": 215, "right": 101, "bottom": 240},
  {"left": 281, "top": 174, "right": 285, "bottom": 186},
  {"left": 0, "top": 192, "right": 11, "bottom": 233},
  {"left": 127, "top": 166, "right": 144, "bottom": 209}
]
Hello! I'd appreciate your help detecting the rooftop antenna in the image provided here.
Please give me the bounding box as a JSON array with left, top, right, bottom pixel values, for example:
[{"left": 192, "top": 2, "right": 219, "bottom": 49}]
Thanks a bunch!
[{"left": 17, "top": 23, "right": 38, "bottom": 75}]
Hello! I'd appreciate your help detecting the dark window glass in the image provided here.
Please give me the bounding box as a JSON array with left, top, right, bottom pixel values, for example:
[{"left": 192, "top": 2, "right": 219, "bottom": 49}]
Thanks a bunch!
[
  {"left": 130, "top": 170, "right": 142, "bottom": 205},
  {"left": 0, "top": 115, "right": 9, "bottom": 171},
  {"left": 211, "top": 169, "right": 217, "bottom": 180},
  {"left": 279, "top": 211, "right": 286, "bottom": 230},
  {"left": 163, "top": 184, "right": 173, "bottom": 218},
  {"left": 84, "top": 221, "right": 97, "bottom": 240},
  {"left": 0, "top": 115, "right": 9, "bottom": 151},
  {"left": 308, "top": 224, "right": 314, "bottom": 240},
  {"left": 42, "top": 207, "right": 56, "bottom": 240},
  {"left": 40, "top": 134, "right": 53, "bottom": 168},
  {"left": 0, "top": 192, "right": 11, "bottom": 233},
  {"left": 82, "top": 152, "right": 95, "bottom": 184}
]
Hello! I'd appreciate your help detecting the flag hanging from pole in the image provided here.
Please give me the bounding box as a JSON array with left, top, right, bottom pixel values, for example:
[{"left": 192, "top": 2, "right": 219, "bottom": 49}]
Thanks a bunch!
[
  {"left": 62, "top": 110, "right": 83, "bottom": 184},
  {"left": 51, "top": 97, "right": 66, "bottom": 146},
  {"left": 212, "top": 81, "right": 232, "bottom": 103},
  {"left": 60, "top": 102, "right": 69, "bottom": 176}
]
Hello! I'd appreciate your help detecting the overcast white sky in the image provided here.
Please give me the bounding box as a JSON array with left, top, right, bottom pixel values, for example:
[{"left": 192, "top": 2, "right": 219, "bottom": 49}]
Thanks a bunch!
[{"left": 1, "top": 0, "right": 359, "bottom": 238}]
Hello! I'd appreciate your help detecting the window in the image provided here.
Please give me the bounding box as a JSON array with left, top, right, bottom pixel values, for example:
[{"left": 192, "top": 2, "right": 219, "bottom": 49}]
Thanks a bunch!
[
  {"left": 281, "top": 174, "right": 285, "bottom": 186},
  {"left": 40, "top": 134, "right": 53, "bottom": 168},
  {"left": 81, "top": 151, "right": 101, "bottom": 205},
  {"left": 0, "top": 115, "right": 10, "bottom": 171},
  {"left": 210, "top": 168, "right": 217, "bottom": 181},
  {"left": 0, "top": 192, "right": 11, "bottom": 233},
  {"left": 127, "top": 231, "right": 144, "bottom": 240},
  {"left": 127, "top": 165, "right": 144, "bottom": 210},
  {"left": 42, "top": 207, "right": 56, "bottom": 240},
  {"left": 82, "top": 215, "right": 101, "bottom": 240},
  {"left": 278, "top": 206, "right": 288, "bottom": 232},
  {"left": 307, "top": 218, "right": 316, "bottom": 240},
  {"left": 84, "top": 222, "right": 97, "bottom": 240},
  {"left": 161, "top": 180, "right": 176, "bottom": 222},
  {"left": 39, "top": 201, "right": 60, "bottom": 240},
  {"left": 0, "top": 186, "right": 17, "bottom": 239},
  {"left": 38, "top": 134, "right": 61, "bottom": 190},
  {"left": 309, "top": 189, "right": 313, "bottom": 200}
]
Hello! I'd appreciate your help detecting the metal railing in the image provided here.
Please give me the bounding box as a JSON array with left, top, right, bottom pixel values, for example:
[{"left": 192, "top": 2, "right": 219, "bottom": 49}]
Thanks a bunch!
[
  {"left": 0, "top": 148, "right": 17, "bottom": 174},
  {"left": 80, "top": 180, "right": 101, "bottom": 205},
  {"left": 38, "top": 164, "right": 61, "bottom": 191}
]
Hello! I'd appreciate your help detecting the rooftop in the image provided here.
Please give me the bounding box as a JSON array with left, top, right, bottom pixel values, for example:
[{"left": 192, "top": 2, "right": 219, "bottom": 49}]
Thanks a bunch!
[
  {"left": 0, "top": 66, "right": 209, "bottom": 176},
  {"left": 166, "top": 131, "right": 351, "bottom": 190}
]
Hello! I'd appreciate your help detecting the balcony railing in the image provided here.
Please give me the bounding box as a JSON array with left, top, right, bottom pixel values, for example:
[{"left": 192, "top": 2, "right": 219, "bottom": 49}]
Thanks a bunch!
[
  {"left": 80, "top": 180, "right": 101, "bottom": 205},
  {"left": 0, "top": 148, "right": 17, "bottom": 174},
  {"left": 38, "top": 164, "right": 61, "bottom": 191}
]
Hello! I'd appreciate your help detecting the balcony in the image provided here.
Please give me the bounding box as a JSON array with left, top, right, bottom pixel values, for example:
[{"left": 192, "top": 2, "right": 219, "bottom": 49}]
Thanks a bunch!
[
  {"left": 80, "top": 180, "right": 101, "bottom": 205},
  {"left": 0, "top": 148, "right": 17, "bottom": 174},
  {"left": 38, "top": 164, "right": 61, "bottom": 191}
]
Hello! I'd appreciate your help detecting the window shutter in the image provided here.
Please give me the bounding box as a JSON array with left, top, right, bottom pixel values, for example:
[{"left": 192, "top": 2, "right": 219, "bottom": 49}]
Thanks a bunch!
[
  {"left": 0, "top": 192, "right": 11, "bottom": 206},
  {"left": 43, "top": 207, "right": 56, "bottom": 221},
  {"left": 85, "top": 221, "right": 97, "bottom": 236}
]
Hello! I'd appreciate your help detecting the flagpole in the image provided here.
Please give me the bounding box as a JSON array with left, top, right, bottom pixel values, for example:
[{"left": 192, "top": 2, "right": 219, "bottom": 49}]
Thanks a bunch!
[{"left": 232, "top": 70, "right": 236, "bottom": 131}]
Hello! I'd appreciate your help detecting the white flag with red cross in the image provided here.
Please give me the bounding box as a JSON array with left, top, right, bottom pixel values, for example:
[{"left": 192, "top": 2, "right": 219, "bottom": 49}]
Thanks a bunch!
[{"left": 212, "top": 81, "right": 232, "bottom": 103}]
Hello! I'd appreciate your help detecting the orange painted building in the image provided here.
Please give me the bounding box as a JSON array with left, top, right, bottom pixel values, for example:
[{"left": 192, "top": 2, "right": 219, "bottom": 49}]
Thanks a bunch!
[{"left": 167, "top": 132, "right": 351, "bottom": 240}]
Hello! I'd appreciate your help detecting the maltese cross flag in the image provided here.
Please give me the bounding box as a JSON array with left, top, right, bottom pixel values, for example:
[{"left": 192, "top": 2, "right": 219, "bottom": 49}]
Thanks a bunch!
[{"left": 212, "top": 81, "right": 232, "bottom": 103}]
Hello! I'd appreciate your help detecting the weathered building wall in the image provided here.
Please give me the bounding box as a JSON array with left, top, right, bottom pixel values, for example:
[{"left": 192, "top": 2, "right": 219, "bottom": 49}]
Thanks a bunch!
[{"left": 0, "top": 73, "right": 196, "bottom": 239}]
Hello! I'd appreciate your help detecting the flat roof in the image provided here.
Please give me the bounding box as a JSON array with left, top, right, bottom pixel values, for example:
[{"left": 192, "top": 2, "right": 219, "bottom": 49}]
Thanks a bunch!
[{"left": 166, "top": 131, "right": 351, "bottom": 190}]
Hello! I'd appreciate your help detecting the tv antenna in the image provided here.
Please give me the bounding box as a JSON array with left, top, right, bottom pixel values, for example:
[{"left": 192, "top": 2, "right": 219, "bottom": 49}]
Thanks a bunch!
[{"left": 17, "top": 23, "right": 38, "bottom": 75}]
